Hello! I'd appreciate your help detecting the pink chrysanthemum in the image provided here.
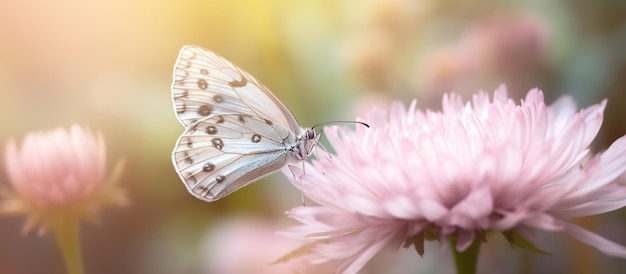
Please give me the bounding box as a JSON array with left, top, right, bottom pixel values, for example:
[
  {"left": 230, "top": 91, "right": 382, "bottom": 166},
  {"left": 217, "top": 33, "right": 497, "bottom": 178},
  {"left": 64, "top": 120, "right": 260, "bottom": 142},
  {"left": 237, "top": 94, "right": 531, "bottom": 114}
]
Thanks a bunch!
[{"left": 281, "top": 86, "right": 626, "bottom": 273}]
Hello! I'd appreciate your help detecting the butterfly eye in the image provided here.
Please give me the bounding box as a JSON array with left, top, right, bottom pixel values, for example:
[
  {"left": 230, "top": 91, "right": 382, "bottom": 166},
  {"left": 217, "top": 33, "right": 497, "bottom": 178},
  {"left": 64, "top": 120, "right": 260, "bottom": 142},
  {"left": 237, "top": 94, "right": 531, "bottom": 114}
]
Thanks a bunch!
[{"left": 306, "top": 129, "right": 316, "bottom": 140}]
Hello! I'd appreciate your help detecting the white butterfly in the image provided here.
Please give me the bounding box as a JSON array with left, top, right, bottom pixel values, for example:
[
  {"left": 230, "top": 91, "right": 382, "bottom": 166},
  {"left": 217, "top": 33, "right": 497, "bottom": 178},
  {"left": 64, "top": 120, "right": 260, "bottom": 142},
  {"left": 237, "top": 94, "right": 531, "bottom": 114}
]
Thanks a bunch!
[{"left": 171, "top": 45, "right": 319, "bottom": 202}]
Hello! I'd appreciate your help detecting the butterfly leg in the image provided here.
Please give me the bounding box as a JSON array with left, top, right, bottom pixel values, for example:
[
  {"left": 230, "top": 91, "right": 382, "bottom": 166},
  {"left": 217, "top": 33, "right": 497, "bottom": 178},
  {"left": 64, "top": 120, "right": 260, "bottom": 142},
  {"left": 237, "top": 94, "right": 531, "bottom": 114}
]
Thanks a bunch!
[{"left": 299, "top": 160, "right": 307, "bottom": 206}]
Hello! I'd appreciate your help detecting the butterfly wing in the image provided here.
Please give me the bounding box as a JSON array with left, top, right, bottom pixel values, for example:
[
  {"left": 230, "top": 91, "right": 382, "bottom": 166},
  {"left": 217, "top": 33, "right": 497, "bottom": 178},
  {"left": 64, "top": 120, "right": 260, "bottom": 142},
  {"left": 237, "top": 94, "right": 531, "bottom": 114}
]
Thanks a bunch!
[
  {"left": 171, "top": 46, "right": 311, "bottom": 201},
  {"left": 172, "top": 45, "right": 300, "bottom": 135},
  {"left": 172, "top": 114, "right": 296, "bottom": 201}
]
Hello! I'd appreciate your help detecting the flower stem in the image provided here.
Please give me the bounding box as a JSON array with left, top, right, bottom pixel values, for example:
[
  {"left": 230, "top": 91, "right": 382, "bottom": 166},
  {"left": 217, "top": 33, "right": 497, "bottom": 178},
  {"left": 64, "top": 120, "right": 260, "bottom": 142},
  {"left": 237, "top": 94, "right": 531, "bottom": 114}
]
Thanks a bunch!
[
  {"left": 449, "top": 237, "right": 481, "bottom": 274},
  {"left": 53, "top": 219, "right": 84, "bottom": 274}
]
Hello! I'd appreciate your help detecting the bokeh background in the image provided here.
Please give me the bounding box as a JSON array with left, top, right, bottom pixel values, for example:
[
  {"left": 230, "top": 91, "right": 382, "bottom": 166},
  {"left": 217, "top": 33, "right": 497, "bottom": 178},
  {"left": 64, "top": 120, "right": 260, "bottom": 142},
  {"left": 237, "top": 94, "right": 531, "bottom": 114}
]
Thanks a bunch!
[{"left": 1, "top": 0, "right": 626, "bottom": 273}]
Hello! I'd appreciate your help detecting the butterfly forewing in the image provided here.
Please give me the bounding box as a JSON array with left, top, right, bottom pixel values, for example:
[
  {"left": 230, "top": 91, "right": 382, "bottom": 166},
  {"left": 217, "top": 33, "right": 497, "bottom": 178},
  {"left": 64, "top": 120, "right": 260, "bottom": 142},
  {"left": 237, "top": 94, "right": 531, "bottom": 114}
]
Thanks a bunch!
[{"left": 172, "top": 46, "right": 299, "bottom": 134}]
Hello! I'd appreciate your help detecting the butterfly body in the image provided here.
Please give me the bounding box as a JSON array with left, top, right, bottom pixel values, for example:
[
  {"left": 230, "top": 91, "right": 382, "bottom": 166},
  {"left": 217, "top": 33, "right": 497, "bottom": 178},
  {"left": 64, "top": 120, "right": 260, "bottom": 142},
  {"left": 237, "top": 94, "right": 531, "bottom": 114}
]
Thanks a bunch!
[{"left": 171, "top": 45, "right": 318, "bottom": 202}]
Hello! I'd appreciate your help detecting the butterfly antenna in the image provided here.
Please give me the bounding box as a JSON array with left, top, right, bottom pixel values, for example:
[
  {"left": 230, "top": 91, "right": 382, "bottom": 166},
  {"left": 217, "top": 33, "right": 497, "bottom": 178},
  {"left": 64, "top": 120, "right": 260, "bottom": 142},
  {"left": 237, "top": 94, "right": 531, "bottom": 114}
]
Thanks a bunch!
[
  {"left": 311, "top": 120, "right": 370, "bottom": 130},
  {"left": 310, "top": 121, "right": 368, "bottom": 161}
]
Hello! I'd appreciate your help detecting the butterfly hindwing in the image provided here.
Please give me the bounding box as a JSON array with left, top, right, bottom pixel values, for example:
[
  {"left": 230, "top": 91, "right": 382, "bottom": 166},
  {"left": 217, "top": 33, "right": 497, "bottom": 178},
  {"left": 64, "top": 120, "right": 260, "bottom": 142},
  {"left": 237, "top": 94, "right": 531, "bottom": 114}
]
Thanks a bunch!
[{"left": 172, "top": 114, "right": 296, "bottom": 201}]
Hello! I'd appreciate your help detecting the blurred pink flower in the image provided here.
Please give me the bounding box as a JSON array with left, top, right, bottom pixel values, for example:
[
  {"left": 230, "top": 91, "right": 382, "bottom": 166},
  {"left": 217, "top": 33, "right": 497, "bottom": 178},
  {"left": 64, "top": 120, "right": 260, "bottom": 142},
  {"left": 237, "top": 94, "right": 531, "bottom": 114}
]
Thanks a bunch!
[
  {"left": 2, "top": 124, "right": 126, "bottom": 235},
  {"left": 419, "top": 13, "right": 548, "bottom": 102},
  {"left": 202, "top": 218, "right": 340, "bottom": 274},
  {"left": 281, "top": 86, "right": 626, "bottom": 273}
]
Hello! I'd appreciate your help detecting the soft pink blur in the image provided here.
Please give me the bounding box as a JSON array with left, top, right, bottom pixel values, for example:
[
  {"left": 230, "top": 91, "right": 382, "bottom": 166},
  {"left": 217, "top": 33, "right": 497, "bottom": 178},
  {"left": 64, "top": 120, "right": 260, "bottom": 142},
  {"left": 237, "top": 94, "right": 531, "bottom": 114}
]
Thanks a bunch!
[
  {"left": 202, "top": 218, "right": 339, "bottom": 274},
  {"left": 419, "top": 13, "right": 548, "bottom": 102}
]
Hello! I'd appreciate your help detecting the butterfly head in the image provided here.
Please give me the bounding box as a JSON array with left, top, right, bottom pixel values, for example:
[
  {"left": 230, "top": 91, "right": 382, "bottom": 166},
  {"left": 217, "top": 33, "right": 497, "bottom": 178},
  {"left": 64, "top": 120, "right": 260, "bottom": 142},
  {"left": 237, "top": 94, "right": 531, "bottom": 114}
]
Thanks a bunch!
[
  {"left": 290, "top": 128, "right": 320, "bottom": 161},
  {"left": 289, "top": 121, "right": 369, "bottom": 162}
]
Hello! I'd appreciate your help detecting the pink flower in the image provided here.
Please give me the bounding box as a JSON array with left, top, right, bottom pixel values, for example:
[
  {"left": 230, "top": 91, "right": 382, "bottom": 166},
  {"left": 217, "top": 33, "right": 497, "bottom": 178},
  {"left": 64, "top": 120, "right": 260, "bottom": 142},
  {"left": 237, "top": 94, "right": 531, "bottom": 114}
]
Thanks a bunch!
[
  {"left": 2, "top": 125, "right": 126, "bottom": 235},
  {"left": 281, "top": 86, "right": 626, "bottom": 273}
]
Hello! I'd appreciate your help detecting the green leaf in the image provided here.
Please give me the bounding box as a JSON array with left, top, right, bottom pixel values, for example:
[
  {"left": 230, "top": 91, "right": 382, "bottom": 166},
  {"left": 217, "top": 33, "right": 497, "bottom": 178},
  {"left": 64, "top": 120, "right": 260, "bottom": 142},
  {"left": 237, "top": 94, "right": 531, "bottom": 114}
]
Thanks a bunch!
[
  {"left": 404, "top": 232, "right": 425, "bottom": 256},
  {"left": 502, "top": 230, "right": 551, "bottom": 255}
]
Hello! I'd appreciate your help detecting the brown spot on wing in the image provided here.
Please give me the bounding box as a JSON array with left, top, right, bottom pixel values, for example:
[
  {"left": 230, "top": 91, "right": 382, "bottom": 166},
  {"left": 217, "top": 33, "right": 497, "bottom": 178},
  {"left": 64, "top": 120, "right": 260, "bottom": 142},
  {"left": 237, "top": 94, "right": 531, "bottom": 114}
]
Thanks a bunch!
[{"left": 229, "top": 77, "right": 248, "bottom": 88}]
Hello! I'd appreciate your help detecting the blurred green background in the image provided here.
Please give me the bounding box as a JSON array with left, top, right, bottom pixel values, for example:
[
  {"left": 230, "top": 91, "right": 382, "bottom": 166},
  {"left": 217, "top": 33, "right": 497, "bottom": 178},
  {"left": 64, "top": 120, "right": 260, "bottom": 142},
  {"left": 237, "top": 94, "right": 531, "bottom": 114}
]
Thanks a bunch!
[{"left": 1, "top": 0, "right": 626, "bottom": 273}]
